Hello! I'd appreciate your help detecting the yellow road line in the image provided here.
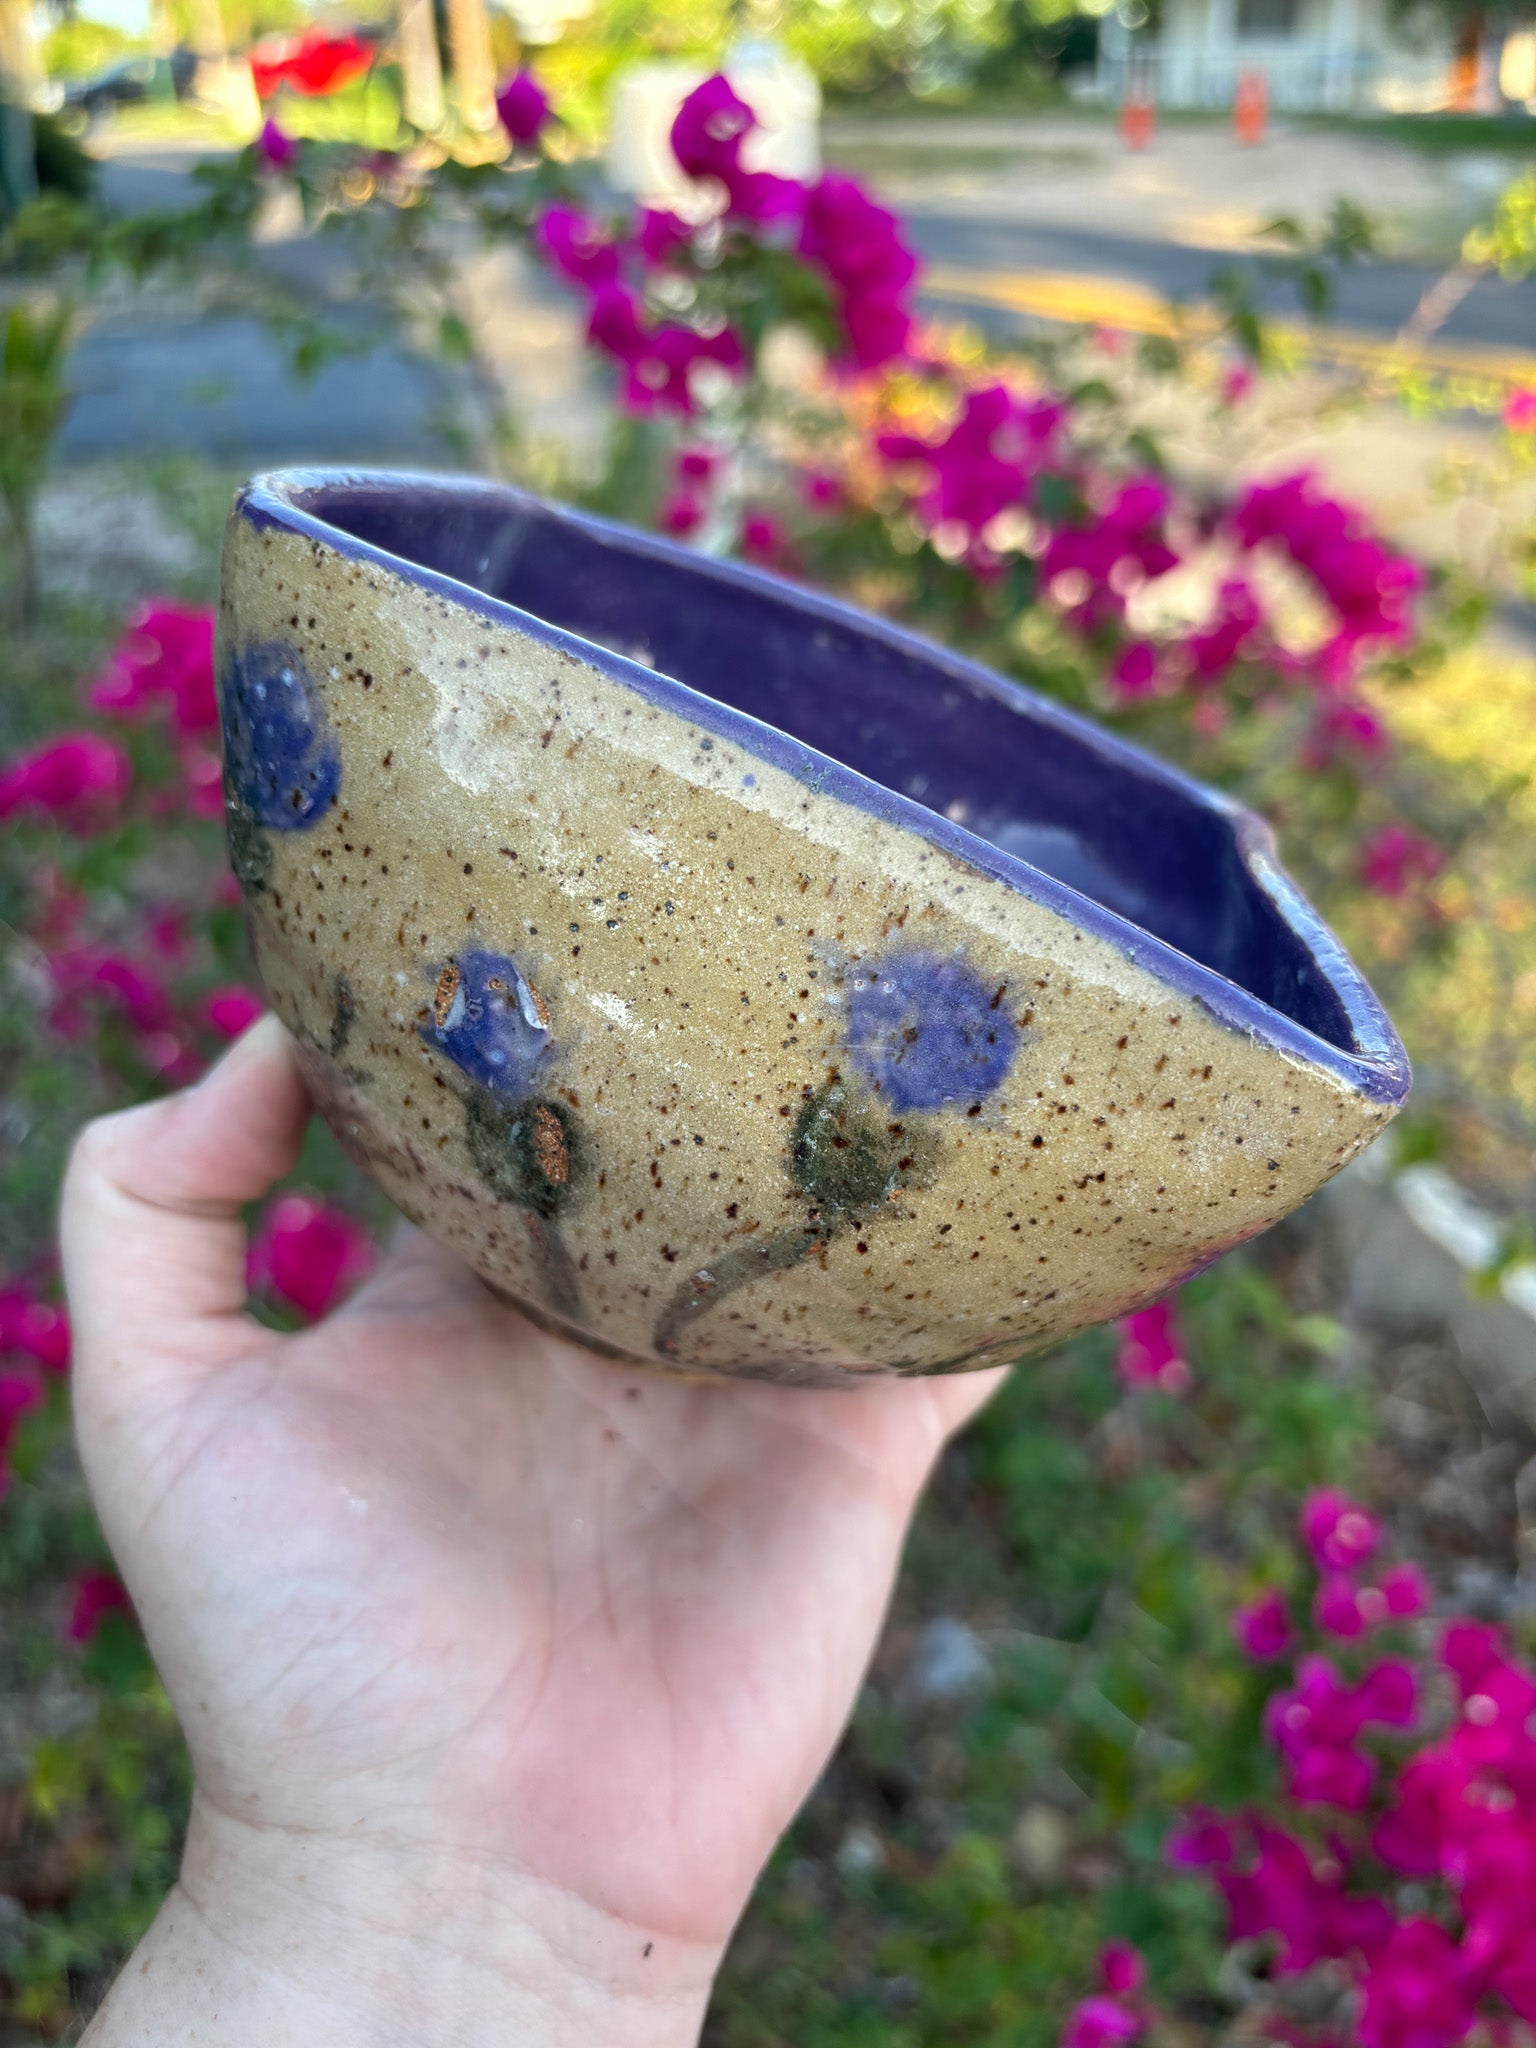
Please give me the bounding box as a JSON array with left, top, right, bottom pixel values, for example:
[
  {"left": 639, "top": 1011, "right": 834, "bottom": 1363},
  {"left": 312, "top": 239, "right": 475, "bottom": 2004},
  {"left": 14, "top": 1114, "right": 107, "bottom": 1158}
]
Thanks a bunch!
[{"left": 923, "top": 264, "right": 1536, "bottom": 391}]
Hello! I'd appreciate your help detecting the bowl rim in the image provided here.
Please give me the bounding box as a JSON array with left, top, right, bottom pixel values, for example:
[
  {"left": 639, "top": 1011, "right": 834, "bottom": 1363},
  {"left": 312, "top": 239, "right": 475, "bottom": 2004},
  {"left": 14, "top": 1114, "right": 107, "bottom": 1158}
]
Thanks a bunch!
[{"left": 234, "top": 467, "right": 1411, "bottom": 1109}]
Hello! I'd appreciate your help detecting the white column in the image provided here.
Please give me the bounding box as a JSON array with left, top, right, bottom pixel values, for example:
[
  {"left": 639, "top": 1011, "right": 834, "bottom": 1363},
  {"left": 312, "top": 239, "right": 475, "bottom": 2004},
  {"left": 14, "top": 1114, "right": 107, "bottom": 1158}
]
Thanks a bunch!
[
  {"left": 1323, "top": 0, "right": 1360, "bottom": 110},
  {"left": 1203, "top": 0, "right": 1237, "bottom": 108}
]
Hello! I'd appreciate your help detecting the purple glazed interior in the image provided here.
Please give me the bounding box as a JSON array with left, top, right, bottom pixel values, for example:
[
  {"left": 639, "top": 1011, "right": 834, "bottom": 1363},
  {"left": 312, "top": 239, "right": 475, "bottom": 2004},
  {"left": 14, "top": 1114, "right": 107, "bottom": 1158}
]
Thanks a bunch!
[{"left": 240, "top": 471, "right": 1410, "bottom": 1108}]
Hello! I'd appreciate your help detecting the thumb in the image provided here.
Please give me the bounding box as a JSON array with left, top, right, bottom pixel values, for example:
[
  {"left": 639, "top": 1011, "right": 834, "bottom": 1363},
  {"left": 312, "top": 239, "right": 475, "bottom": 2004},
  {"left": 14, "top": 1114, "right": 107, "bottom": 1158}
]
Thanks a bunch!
[{"left": 61, "top": 1016, "right": 311, "bottom": 1388}]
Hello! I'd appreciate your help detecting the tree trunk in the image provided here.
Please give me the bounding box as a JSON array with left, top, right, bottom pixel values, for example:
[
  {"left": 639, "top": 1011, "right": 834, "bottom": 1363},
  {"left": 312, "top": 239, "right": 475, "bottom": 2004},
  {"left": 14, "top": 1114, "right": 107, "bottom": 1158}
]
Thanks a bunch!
[
  {"left": 445, "top": 0, "right": 496, "bottom": 131},
  {"left": 398, "top": 0, "right": 446, "bottom": 133},
  {"left": 1448, "top": 6, "right": 1486, "bottom": 111}
]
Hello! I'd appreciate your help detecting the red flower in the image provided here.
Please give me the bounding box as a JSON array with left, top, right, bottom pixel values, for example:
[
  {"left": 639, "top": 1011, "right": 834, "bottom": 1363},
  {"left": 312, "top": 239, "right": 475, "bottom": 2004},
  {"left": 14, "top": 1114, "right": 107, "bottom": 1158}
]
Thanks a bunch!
[
  {"left": 0, "top": 732, "right": 130, "bottom": 831},
  {"left": 495, "top": 69, "right": 548, "bottom": 147},
  {"left": 248, "top": 1194, "right": 376, "bottom": 1321},
  {"left": 66, "top": 1569, "right": 132, "bottom": 1645},
  {"left": 1503, "top": 387, "right": 1536, "bottom": 434}
]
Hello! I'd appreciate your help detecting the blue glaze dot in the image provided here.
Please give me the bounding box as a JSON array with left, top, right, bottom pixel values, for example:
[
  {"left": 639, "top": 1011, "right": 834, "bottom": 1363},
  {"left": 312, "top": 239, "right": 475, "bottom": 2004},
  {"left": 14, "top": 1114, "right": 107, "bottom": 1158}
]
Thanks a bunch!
[
  {"left": 846, "top": 950, "right": 1018, "bottom": 1113},
  {"left": 222, "top": 641, "right": 341, "bottom": 830},
  {"left": 420, "top": 949, "right": 553, "bottom": 1096}
]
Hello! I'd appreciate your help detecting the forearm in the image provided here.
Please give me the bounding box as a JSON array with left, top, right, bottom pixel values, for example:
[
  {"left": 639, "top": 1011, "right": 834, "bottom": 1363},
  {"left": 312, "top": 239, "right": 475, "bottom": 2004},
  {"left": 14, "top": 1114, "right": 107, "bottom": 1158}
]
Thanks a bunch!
[{"left": 84, "top": 1800, "right": 721, "bottom": 2048}]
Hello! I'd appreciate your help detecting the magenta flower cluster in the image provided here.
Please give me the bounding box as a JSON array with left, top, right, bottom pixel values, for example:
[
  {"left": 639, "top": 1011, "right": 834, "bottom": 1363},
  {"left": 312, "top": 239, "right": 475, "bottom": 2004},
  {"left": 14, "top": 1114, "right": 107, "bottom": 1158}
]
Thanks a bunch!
[
  {"left": 1068, "top": 1487, "right": 1536, "bottom": 2048},
  {"left": 527, "top": 73, "right": 920, "bottom": 413}
]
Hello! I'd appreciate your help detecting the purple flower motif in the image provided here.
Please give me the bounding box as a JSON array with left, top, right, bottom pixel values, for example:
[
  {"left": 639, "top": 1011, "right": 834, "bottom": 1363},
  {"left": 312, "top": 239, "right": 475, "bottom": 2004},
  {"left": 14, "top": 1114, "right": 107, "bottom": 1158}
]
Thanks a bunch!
[
  {"left": 419, "top": 950, "right": 553, "bottom": 1097},
  {"left": 846, "top": 950, "right": 1018, "bottom": 1113},
  {"left": 220, "top": 641, "right": 340, "bottom": 830},
  {"left": 495, "top": 69, "right": 548, "bottom": 147}
]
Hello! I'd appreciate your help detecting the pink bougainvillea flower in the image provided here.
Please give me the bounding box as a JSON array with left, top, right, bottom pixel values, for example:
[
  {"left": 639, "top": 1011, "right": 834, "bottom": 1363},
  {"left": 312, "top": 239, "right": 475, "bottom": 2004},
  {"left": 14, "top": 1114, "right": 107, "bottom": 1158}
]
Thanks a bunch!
[
  {"left": 494, "top": 69, "right": 548, "bottom": 147},
  {"left": 66, "top": 1569, "right": 132, "bottom": 1645},
  {"left": 638, "top": 207, "right": 692, "bottom": 264},
  {"left": 0, "top": 1370, "right": 42, "bottom": 1494},
  {"left": 1166, "top": 1810, "right": 1235, "bottom": 1867},
  {"left": 1098, "top": 1941, "right": 1145, "bottom": 1999},
  {"left": 1380, "top": 1560, "right": 1431, "bottom": 1619},
  {"left": 90, "top": 600, "right": 217, "bottom": 733},
  {"left": 1300, "top": 1487, "right": 1381, "bottom": 1572},
  {"left": 676, "top": 446, "right": 715, "bottom": 482},
  {"left": 741, "top": 510, "right": 785, "bottom": 566},
  {"left": 181, "top": 743, "right": 226, "bottom": 819},
  {"left": 1060, "top": 1995, "right": 1141, "bottom": 2048},
  {"left": 1230, "top": 470, "right": 1419, "bottom": 686},
  {"left": 203, "top": 986, "right": 265, "bottom": 1039},
  {"left": 670, "top": 73, "right": 756, "bottom": 185},
  {"left": 0, "top": 732, "right": 130, "bottom": 831},
  {"left": 659, "top": 490, "right": 705, "bottom": 538},
  {"left": 1502, "top": 386, "right": 1536, "bottom": 433},
  {"left": 537, "top": 206, "right": 623, "bottom": 291},
  {"left": 1304, "top": 694, "right": 1389, "bottom": 769},
  {"left": 48, "top": 947, "right": 173, "bottom": 1037},
  {"left": 799, "top": 170, "right": 919, "bottom": 369},
  {"left": 879, "top": 384, "right": 1062, "bottom": 543},
  {"left": 1114, "top": 1298, "right": 1192, "bottom": 1396},
  {"left": 668, "top": 75, "right": 803, "bottom": 225},
  {"left": 1316, "top": 1571, "right": 1369, "bottom": 1640},
  {"left": 802, "top": 469, "right": 842, "bottom": 510},
  {"left": 1109, "top": 640, "right": 1160, "bottom": 702},
  {"left": 1359, "top": 824, "right": 1444, "bottom": 899},
  {"left": 1221, "top": 362, "right": 1256, "bottom": 407},
  {"left": 1357, "top": 1658, "right": 1418, "bottom": 1727},
  {"left": 1357, "top": 1916, "right": 1475, "bottom": 2048},
  {"left": 255, "top": 117, "right": 299, "bottom": 172},
  {"left": 1182, "top": 577, "right": 1265, "bottom": 686},
  {"left": 1041, "top": 478, "right": 1179, "bottom": 630},
  {"left": 1, "top": 1285, "right": 71, "bottom": 1372},
  {"left": 248, "top": 1194, "right": 376, "bottom": 1321},
  {"left": 1234, "top": 1588, "right": 1294, "bottom": 1662}
]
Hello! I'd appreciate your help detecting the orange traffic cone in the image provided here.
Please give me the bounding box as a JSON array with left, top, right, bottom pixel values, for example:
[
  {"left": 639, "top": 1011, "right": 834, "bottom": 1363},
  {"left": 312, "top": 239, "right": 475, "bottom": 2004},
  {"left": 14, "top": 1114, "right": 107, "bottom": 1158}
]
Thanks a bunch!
[
  {"left": 1120, "top": 91, "right": 1155, "bottom": 150},
  {"left": 1233, "top": 68, "right": 1268, "bottom": 144}
]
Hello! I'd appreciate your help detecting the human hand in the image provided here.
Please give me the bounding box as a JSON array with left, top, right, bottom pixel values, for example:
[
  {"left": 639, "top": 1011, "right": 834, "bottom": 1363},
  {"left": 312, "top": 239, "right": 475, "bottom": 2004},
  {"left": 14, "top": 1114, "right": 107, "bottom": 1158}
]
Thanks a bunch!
[{"left": 63, "top": 1018, "right": 1003, "bottom": 2046}]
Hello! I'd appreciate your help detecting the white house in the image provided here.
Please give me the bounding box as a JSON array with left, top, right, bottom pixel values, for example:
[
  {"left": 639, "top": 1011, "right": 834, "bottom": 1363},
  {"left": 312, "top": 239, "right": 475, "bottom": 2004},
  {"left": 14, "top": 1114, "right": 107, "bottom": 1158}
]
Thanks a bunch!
[{"left": 1096, "top": 0, "right": 1460, "bottom": 113}]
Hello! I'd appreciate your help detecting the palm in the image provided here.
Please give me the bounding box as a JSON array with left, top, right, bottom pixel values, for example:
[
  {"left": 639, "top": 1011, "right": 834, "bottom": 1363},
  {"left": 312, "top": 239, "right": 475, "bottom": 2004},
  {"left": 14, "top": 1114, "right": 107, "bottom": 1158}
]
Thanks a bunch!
[{"left": 80, "top": 1219, "right": 997, "bottom": 1951}]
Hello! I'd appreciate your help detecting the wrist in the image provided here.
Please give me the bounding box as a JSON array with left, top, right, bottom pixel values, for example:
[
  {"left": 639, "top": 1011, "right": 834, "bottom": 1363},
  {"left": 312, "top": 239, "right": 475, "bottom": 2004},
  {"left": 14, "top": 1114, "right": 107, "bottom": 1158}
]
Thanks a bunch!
[{"left": 85, "top": 1796, "right": 723, "bottom": 2048}]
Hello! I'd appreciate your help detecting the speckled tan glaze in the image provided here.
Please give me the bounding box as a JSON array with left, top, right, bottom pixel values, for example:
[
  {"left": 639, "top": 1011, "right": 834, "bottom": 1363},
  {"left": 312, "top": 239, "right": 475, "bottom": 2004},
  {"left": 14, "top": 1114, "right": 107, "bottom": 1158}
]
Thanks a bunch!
[{"left": 220, "top": 508, "right": 1397, "bottom": 1384}]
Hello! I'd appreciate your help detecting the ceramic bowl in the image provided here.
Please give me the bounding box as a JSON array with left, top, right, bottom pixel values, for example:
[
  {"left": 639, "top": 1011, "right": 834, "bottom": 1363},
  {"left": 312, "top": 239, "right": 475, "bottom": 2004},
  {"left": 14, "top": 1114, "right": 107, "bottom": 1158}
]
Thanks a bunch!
[{"left": 219, "top": 469, "right": 1408, "bottom": 1384}]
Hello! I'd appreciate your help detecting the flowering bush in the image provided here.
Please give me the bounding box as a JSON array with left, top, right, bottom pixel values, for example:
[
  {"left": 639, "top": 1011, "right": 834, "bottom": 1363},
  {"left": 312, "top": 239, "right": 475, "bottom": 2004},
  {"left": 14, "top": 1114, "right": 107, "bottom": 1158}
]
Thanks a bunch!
[{"left": 1055, "top": 1484, "right": 1536, "bottom": 2048}]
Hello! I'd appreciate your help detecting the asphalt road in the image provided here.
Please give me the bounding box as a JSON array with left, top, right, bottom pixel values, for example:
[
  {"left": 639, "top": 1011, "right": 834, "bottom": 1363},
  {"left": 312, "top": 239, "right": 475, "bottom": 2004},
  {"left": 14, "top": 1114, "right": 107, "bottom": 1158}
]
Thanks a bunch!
[
  {"left": 905, "top": 213, "right": 1536, "bottom": 359},
  {"left": 55, "top": 147, "right": 1536, "bottom": 470}
]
